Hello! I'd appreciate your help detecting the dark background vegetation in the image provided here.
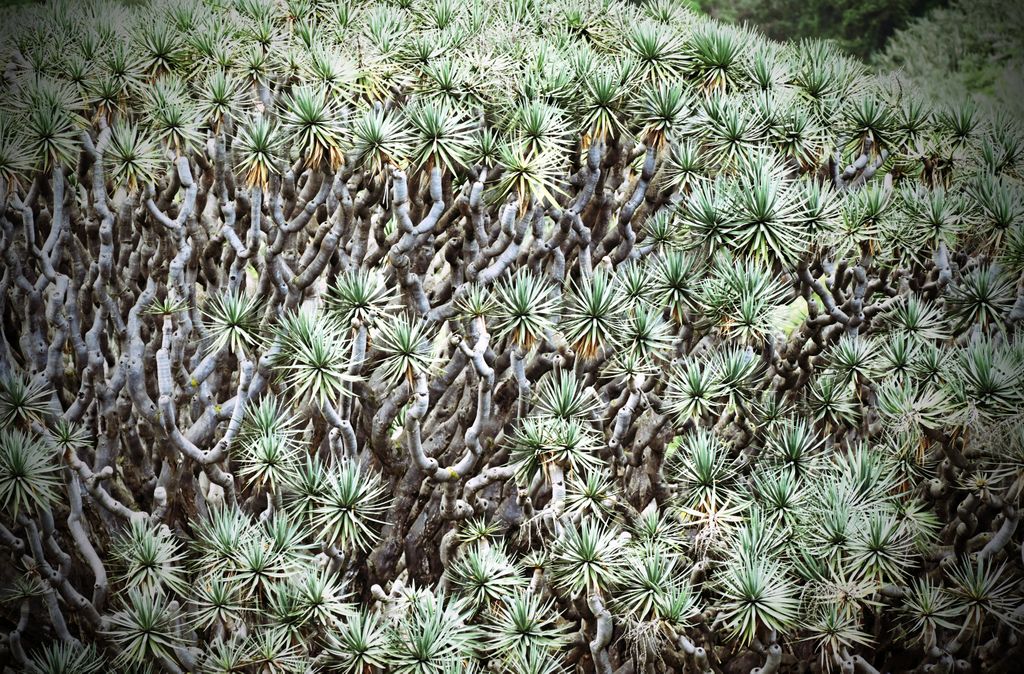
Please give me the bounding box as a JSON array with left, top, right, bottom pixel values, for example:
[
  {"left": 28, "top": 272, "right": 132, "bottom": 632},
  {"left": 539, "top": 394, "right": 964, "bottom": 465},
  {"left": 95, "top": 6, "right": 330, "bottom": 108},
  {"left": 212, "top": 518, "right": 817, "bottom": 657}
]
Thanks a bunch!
[
  {"left": 691, "top": 0, "right": 946, "bottom": 59},
  {"left": 677, "top": 0, "right": 1024, "bottom": 117}
]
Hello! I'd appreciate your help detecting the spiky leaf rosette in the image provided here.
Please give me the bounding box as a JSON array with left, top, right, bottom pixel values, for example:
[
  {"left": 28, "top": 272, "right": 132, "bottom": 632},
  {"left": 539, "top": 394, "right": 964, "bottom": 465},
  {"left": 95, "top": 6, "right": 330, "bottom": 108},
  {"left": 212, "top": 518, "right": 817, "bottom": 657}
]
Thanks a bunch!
[
  {"left": 492, "top": 270, "right": 559, "bottom": 350},
  {"left": 24, "top": 642, "right": 106, "bottom": 674},
  {"left": 322, "top": 608, "right": 389, "bottom": 674},
  {"left": 104, "top": 588, "right": 186, "bottom": 668},
  {"left": 487, "top": 590, "right": 572, "bottom": 656},
  {"left": 560, "top": 270, "right": 627, "bottom": 360},
  {"left": 386, "top": 590, "right": 481, "bottom": 674},
  {"left": 271, "top": 310, "right": 358, "bottom": 406},
  {"left": 372, "top": 313, "right": 439, "bottom": 387},
  {"left": 202, "top": 291, "right": 263, "bottom": 356},
  {"left": 113, "top": 519, "right": 189, "bottom": 596},
  {"left": 445, "top": 542, "right": 525, "bottom": 615},
  {"left": 0, "top": 428, "right": 61, "bottom": 519},
  {"left": 0, "top": 375, "right": 53, "bottom": 429},
  {"left": 313, "top": 459, "right": 390, "bottom": 553},
  {"left": 716, "top": 555, "right": 801, "bottom": 646},
  {"left": 280, "top": 84, "right": 347, "bottom": 171},
  {"left": 549, "top": 517, "right": 627, "bottom": 597}
]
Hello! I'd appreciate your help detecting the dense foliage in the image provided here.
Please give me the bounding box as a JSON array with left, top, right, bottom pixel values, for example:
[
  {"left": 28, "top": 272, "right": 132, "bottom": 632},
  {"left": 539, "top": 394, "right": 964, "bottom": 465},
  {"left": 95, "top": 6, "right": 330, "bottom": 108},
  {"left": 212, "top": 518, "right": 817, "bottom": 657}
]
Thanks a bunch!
[
  {"left": 1, "top": 0, "right": 1023, "bottom": 672},
  {"left": 876, "top": 0, "right": 1024, "bottom": 121},
  {"left": 693, "top": 0, "right": 944, "bottom": 59}
]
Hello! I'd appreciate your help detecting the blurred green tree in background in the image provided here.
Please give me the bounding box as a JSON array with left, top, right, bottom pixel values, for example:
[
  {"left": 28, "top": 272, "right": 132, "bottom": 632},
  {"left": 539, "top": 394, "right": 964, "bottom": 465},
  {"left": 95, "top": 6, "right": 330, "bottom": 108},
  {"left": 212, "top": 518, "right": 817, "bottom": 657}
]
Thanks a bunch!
[
  {"left": 690, "top": 0, "right": 1022, "bottom": 121},
  {"left": 877, "top": 0, "right": 1024, "bottom": 119},
  {"left": 693, "top": 0, "right": 945, "bottom": 59}
]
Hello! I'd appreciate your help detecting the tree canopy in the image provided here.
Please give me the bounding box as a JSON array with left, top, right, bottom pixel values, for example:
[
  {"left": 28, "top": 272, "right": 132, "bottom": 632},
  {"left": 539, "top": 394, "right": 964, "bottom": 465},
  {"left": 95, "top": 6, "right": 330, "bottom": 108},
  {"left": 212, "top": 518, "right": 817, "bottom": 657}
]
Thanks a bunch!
[{"left": 0, "top": 1, "right": 1022, "bottom": 673}]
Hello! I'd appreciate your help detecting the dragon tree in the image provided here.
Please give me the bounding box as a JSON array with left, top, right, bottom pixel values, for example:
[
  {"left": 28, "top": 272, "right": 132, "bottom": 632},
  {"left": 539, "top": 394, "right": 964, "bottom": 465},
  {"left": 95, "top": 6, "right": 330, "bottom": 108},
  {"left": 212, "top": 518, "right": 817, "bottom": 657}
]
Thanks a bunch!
[{"left": 0, "top": 0, "right": 1022, "bottom": 672}]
